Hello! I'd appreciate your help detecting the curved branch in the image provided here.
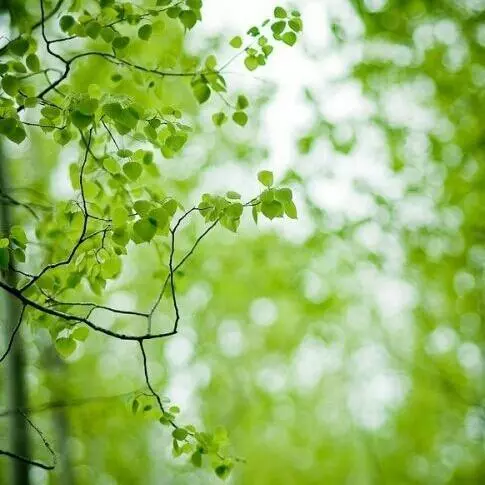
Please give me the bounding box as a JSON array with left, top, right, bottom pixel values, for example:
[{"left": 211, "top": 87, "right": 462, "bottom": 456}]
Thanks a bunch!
[
  {"left": 0, "top": 412, "right": 56, "bottom": 471},
  {"left": 0, "top": 305, "right": 26, "bottom": 364}
]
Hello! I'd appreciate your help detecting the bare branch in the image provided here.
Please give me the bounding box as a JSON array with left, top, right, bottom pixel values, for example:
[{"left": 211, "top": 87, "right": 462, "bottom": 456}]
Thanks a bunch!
[{"left": 0, "top": 305, "right": 26, "bottom": 364}]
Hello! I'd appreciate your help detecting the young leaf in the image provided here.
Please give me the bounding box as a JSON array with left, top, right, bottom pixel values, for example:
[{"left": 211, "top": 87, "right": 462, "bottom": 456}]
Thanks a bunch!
[
  {"left": 2, "top": 76, "right": 19, "bottom": 97},
  {"left": 9, "top": 37, "right": 29, "bottom": 56},
  {"left": 244, "top": 56, "right": 259, "bottom": 71},
  {"left": 138, "top": 24, "right": 153, "bottom": 41},
  {"left": 282, "top": 31, "right": 297, "bottom": 46},
  {"left": 261, "top": 200, "right": 284, "bottom": 219},
  {"left": 226, "top": 191, "right": 241, "bottom": 200},
  {"left": 191, "top": 451, "right": 202, "bottom": 467},
  {"left": 236, "top": 95, "right": 249, "bottom": 110},
  {"left": 232, "top": 111, "right": 248, "bottom": 127},
  {"left": 229, "top": 36, "right": 243, "bottom": 48},
  {"left": 274, "top": 7, "right": 287, "bottom": 18},
  {"left": 271, "top": 21, "right": 286, "bottom": 35},
  {"left": 285, "top": 200, "right": 298, "bottom": 219},
  {"left": 70, "top": 111, "right": 93, "bottom": 129},
  {"left": 133, "top": 218, "right": 157, "bottom": 242},
  {"left": 26, "top": 54, "right": 40, "bottom": 72},
  {"left": 214, "top": 464, "right": 232, "bottom": 480},
  {"left": 212, "top": 112, "right": 227, "bottom": 126},
  {"left": 71, "top": 326, "right": 89, "bottom": 341},
  {"left": 123, "top": 162, "right": 142, "bottom": 181},
  {"left": 179, "top": 10, "right": 197, "bottom": 29},
  {"left": 193, "top": 82, "right": 211, "bottom": 104},
  {"left": 112, "top": 36, "right": 130, "bottom": 49},
  {"left": 55, "top": 338, "right": 77, "bottom": 358},
  {"left": 257, "top": 170, "right": 274, "bottom": 187},
  {"left": 173, "top": 428, "right": 188, "bottom": 441},
  {"left": 60, "top": 15, "right": 75, "bottom": 32}
]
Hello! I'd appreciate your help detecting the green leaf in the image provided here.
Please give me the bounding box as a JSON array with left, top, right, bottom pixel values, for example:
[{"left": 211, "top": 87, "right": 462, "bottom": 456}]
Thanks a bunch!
[
  {"left": 100, "top": 27, "right": 115, "bottom": 43},
  {"left": 25, "top": 53, "right": 40, "bottom": 72},
  {"left": 55, "top": 338, "right": 77, "bottom": 358},
  {"left": 60, "top": 15, "right": 75, "bottom": 32},
  {"left": 70, "top": 110, "right": 93, "bottom": 129},
  {"left": 0, "top": 238, "right": 9, "bottom": 248},
  {"left": 11, "top": 225, "right": 27, "bottom": 247},
  {"left": 258, "top": 170, "right": 274, "bottom": 187},
  {"left": 193, "top": 82, "right": 211, "bottom": 104},
  {"left": 101, "top": 255, "right": 122, "bottom": 279},
  {"left": 71, "top": 326, "right": 89, "bottom": 341},
  {"left": 275, "top": 188, "right": 293, "bottom": 203},
  {"left": 226, "top": 191, "right": 241, "bottom": 200},
  {"left": 103, "top": 156, "right": 120, "bottom": 174},
  {"left": 134, "top": 200, "right": 152, "bottom": 217},
  {"left": 236, "top": 95, "right": 249, "bottom": 110},
  {"left": 0, "top": 248, "right": 9, "bottom": 269},
  {"left": 2, "top": 76, "right": 19, "bottom": 97},
  {"left": 284, "top": 200, "right": 298, "bottom": 219},
  {"left": 112, "top": 206, "right": 129, "bottom": 227},
  {"left": 244, "top": 56, "right": 259, "bottom": 71},
  {"left": 212, "top": 112, "right": 227, "bottom": 126},
  {"left": 187, "top": 0, "right": 202, "bottom": 8},
  {"left": 261, "top": 200, "right": 284, "bottom": 219},
  {"left": 112, "top": 36, "right": 130, "bottom": 49},
  {"left": 226, "top": 202, "right": 243, "bottom": 218},
  {"left": 271, "top": 21, "right": 286, "bottom": 35},
  {"left": 138, "top": 24, "right": 153, "bottom": 41},
  {"left": 191, "top": 451, "right": 202, "bottom": 467},
  {"left": 282, "top": 31, "right": 297, "bottom": 46},
  {"left": 247, "top": 26, "right": 260, "bottom": 36},
  {"left": 165, "top": 135, "right": 187, "bottom": 152},
  {"left": 133, "top": 218, "right": 156, "bottom": 242},
  {"left": 41, "top": 106, "right": 61, "bottom": 120},
  {"left": 214, "top": 464, "right": 232, "bottom": 480},
  {"left": 262, "top": 44, "right": 274, "bottom": 57},
  {"left": 205, "top": 55, "right": 217, "bottom": 70},
  {"left": 252, "top": 204, "right": 259, "bottom": 224},
  {"left": 123, "top": 162, "right": 142, "bottom": 181},
  {"left": 260, "top": 189, "right": 274, "bottom": 203},
  {"left": 85, "top": 20, "right": 101, "bottom": 39},
  {"left": 117, "top": 149, "right": 133, "bottom": 158},
  {"left": 172, "top": 428, "right": 188, "bottom": 441},
  {"left": 221, "top": 216, "right": 240, "bottom": 233},
  {"left": 53, "top": 129, "right": 72, "bottom": 146},
  {"left": 0, "top": 118, "right": 16, "bottom": 136},
  {"left": 149, "top": 207, "right": 169, "bottom": 228},
  {"left": 11, "top": 61, "right": 26, "bottom": 73},
  {"left": 9, "top": 37, "right": 29, "bottom": 57},
  {"left": 232, "top": 111, "right": 248, "bottom": 127},
  {"left": 13, "top": 247, "right": 25, "bottom": 262},
  {"left": 289, "top": 18, "right": 303, "bottom": 32},
  {"left": 4, "top": 123, "right": 26, "bottom": 144},
  {"left": 167, "top": 6, "right": 182, "bottom": 18},
  {"left": 274, "top": 7, "right": 287, "bottom": 18},
  {"left": 77, "top": 98, "right": 98, "bottom": 116},
  {"left": 229, "top": 36, "right": 243, "bottom": 48},
  {"left": 179, "top": 10, "right": 197, "bottom": 29},
  {"left": 25, "top": 97, "right": 38, "bottom": 108},
  {"left": 163, "top": 199, "right": 178, "bottom": 216}
]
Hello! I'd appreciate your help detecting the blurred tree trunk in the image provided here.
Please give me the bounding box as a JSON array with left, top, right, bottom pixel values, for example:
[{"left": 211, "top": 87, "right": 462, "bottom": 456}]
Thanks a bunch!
[
  {"left": 0, "top": 144, "right": 31, "bottom": 485},
  {"left": 44, "top": 348, "right": 76, "bottom": 485}
]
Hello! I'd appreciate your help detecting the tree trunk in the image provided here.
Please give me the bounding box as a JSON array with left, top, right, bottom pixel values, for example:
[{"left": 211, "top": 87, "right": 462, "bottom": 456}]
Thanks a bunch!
[{"left": 0, "top": 143, "right": 31, "bottom": 485}]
